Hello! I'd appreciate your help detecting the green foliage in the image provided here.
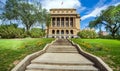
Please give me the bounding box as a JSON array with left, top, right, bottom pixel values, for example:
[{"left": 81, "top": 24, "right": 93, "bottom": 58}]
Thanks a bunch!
[
  {"left": 1, "top": 0, "right": 50, "bottom": 37},
  {"left": 0, "top": 38, "right": 54, "bottom": 71},
  {"left": 77, "top": 29, "right": 97, "bottom": 39},
  {"left": 30, "top": 28, "right": 45, "bottom": 38},
  {"left": 72, "top": 38, "right": 120, "bottom": 71},
  {"left": 89, "top": 4, "right": 120, "bottom": 38},
  {"left": 99, "top": 35, "right": 113, "bottom": 39},
  {"left": 0, "top": 24, "right": 25, "bottom": 38}
]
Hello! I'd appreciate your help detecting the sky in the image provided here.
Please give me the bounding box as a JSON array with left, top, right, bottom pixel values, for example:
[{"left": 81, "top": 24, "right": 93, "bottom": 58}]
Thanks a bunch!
[{"left": 0, "top": 0, "right": 120, "bottom": 29}]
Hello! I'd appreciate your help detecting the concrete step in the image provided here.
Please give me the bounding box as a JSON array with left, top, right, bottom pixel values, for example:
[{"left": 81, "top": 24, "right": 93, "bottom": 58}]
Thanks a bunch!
[
  {"left": 48, "top": 46, "right": 77, "bottom": 49},
  {"left": 47, "top": 45, "right": 78, "bottom": 53},
  {"left": 47, "top": 47, "right": 77, "bottom": 51},
  {"left": 47, "top": 51, "right": 78, "bottom": 53},
  {"left": 31, "top": 53, "right": 94, "bottom": 65},
  {"left": 47, "top": 48, "right": 77, "bottom": 50},
  {"left": 47, "top": 48, "right": 77, "bottom": 51},
  {"left": 52, "top": 39, "right": 72, "bottom": 45},
  {"left": 24, "top": 39, "right": 99, "bottom": 71},
  {"left": 26, "top": 64, "right": 98, "bottom": 71},
  {"left": 49, "top": 45, "right": 75, "bottom": 47},
  {"left": 49, "top": 46, "right": 76, "bottom": 49},
  {"left": 53, "top": 43, "right": 72, "bottom": 45}
]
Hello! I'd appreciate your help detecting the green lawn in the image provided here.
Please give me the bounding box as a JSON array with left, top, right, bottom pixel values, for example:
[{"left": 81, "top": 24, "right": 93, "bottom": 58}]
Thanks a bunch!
[
  {"left": 0, "top": 38, "right": 54, "bottom": 71},
  {"left": 71, "top": 39, "right": 120, "bottom": 71}
]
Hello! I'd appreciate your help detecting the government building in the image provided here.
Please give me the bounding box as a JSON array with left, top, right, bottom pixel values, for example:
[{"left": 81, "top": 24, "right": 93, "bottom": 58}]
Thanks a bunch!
[{"left": 47, "top": 8, "right": 80, "bottom": 38}]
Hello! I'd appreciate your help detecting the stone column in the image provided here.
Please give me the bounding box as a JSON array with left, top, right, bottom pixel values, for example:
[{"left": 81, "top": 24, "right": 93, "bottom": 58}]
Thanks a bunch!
[
  {"left": 55, "top": 17, "right": 57, "bottom": 27},
  {"left": 73, "top": 17, "right": 75, "bottom": 28},
  {"left": 60, "top": 17, "right": 61, "bottom": 27},
  {"left": 64, "top": 17, "right": 66, "bottom": 27},
  {"left": 69, "top": 17, "right": 70, "bottom": 27}
]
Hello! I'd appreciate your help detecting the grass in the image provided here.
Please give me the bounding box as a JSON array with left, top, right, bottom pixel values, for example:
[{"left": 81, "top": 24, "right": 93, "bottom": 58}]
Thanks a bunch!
[
  {"left": 71, "top": 38, "right": 120, "bottom": 71},
  {"left": 0, "top": 38, "right": 54, "bottom": 71}
]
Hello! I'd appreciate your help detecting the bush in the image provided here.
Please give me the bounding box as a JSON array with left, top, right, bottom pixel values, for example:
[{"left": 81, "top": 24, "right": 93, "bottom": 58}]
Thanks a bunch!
[
  {"left": 30, "top": 28, "right": 45, "bottom": 38},
  {"left": 99, "top": 35, "right": 113, "bottom": 39},
  {"left": 0, "top": 24, "right": 25, "bottom": 38},
  {"left": 77, "top": 29, "right": 97, "bottom": 39},
  {"left": 99, "top": 35, "right": 120, "bottom": 39},
  {"left": 115, "top": 35, "right": 120, "bottom": 39}
]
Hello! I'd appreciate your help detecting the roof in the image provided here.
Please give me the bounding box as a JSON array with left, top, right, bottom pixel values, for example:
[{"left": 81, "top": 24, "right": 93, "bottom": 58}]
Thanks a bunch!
[{"left": 50, "top": 8, "right": 76, "bottom": 11}]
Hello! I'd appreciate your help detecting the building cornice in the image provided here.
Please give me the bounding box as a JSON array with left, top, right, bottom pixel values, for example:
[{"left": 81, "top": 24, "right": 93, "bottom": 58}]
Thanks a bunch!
[{"left": 50, "top": 8, "right": 76, "bottom": 11}]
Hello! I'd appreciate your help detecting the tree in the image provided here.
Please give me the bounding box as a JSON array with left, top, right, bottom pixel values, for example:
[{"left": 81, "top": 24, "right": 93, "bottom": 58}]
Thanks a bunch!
[
  {"left": 17, "top": 2, "right": 37, "bottom": 34},
  {"left": 34, "top": 2, "right": 48, "bottom": 32},
  {"left": 89, "top": 5, "right": 120, "bottom": 38},
  {"left": 45, "top": 13, "right": 51, "bottom": 38},
  {"left": 1, "top": 0, "right": 49, "bottom": 37},
  {"left": 1, "top": 0, "right": 48, "bottom": 35},
  {"left": 2, "top": 0, "right": 19, "bottom": 20}
]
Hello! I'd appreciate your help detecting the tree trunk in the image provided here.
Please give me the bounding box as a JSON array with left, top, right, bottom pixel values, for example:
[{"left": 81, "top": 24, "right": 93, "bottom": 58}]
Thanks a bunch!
[
  {"left": 47, "top": 26, "right": 49, "bottom": 38},
  {"left": 26, "top": 26, "right": 30, "bottom": 36},
  {"left": 111, "top": 31, "right": 116, "bottom": 39}
]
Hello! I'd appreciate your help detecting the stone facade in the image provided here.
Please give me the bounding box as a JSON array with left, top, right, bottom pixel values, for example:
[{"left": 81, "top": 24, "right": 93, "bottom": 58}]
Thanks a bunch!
[{"left": 47, "top": 8, "right": 80, "bottom": 38}]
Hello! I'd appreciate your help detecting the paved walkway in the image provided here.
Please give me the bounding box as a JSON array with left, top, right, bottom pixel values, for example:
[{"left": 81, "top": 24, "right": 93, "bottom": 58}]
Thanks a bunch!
[{"left": 25, "top": 39, "right": 98, "bottom": 71}]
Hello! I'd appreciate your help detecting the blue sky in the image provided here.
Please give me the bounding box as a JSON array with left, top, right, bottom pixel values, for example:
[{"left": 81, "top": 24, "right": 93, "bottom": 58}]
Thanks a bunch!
[
  {"left": 0, "top": 0, "right": 120, "bottom": 29},
  {"left": 79, "top": 0, "right": 120, "bottom": 29}
]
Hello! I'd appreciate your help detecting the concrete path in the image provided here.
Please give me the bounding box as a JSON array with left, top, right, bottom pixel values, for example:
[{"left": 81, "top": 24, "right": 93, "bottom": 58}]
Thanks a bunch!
[{"left": 25, "top": 39, "right": 98, "bottom": 71}]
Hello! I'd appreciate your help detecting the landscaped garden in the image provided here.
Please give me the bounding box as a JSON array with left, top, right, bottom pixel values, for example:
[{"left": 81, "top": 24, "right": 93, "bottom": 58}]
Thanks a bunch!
[
  {"left": 71, "top": 38, "right": 120, "bottom": 71},
  {"left": 0, "top": 38, "right": 54, "bottom": 71}
]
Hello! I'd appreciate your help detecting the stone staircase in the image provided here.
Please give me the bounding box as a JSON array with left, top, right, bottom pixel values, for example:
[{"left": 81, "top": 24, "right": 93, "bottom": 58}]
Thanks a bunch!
[{"left": 25, "top": 39, "right": 98, "bottom": 71}]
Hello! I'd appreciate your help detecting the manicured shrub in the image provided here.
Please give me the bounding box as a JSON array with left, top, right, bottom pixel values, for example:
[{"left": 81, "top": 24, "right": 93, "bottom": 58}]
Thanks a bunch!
[
  {"left": 77, "top": 29, "right": 97, "bottom": 39},
  {"left": 30, "top": 28, "right": 45, "bottom": 38}
]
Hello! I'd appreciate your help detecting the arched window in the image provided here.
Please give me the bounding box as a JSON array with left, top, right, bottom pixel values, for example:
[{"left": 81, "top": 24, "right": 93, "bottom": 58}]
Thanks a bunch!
[
  {"left": 57, "top": 30, "right": 59, "bottom": 34},
  {"left": 70, "top": 30, "right": 73, "bottom": 34},
  {"left": 61, "top": 30, "right": 64, "bottom": 34},
  {"left": 52, "top": 30, "right": 55, "bottom": 34},
  {"left": 66, "top": 30, "right": 69, "bottom": 34}
]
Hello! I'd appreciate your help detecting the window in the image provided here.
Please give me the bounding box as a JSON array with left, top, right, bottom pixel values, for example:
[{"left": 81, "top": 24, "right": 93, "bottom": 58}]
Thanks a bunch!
[
  {"left": 52, "top": 30, "right": 55, "bottom": 34},
  {"left": 66, "top": 30, "right": 69, "bottom": 34},
  {"left": 61, "top": 30, "right": 64, "bottom": 34},
  {"left": 70, "top": 30, "right": 73, "bottom": 34},
  {"left": 66, "top": 18, "right": 69, "bottom": 27},
  {"left": 52, "top": 18, "right": 55, "bottom": 27},
  {"left": 70, "top": 18, "right": 73, "bottom": 27},
  {"left": 57, "top": 18, "right": 60, "bottom": 27},
  {"left": 57, "top": 30, "right": 59, "bottom": 34},
  {"left": 61, "top": 18, "right": 64, "bottom": 27}
]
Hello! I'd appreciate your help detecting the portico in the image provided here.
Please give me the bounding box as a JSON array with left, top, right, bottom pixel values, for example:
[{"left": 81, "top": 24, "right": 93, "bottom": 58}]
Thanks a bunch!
[{"left": 47, "top": 8, "right": 80, "bottom": 38}]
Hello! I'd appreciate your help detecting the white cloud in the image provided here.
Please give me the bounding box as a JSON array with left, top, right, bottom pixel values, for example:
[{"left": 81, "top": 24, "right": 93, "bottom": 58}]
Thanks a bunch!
[
  {"left": 81, "top": 6, "right": 107, "bottom": 20},
  {"left": 81, "top": 2, "right": 120, "bottom": 20},
  {"left": 95, "top": 0, "right": 107, "bottom": 7},
  {"left": 114, "top": 2, "right": 120, "bottom": 6},
  {"left": 40, "top": 0, "right": 83, "bottom": 11}
]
